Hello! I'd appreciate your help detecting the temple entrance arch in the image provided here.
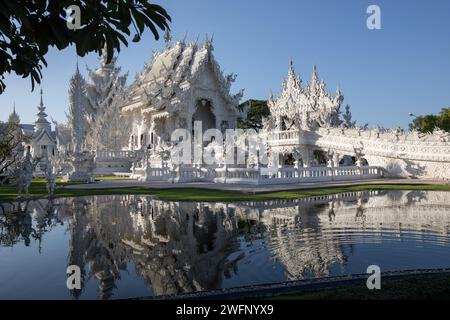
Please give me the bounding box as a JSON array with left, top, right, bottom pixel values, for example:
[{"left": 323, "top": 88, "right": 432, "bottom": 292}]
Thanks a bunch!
[
  {"left": 192, "top": 99, "right": 216, "bottom": 136},
  {"left": 339, "top": 155, "right": 369, "bottom": 166}
]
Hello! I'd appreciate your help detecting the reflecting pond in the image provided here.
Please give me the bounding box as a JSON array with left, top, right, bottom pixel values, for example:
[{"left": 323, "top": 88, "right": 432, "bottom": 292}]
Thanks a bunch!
[{"left": 1, "top": 190, "right": 450, "bottom": 299}]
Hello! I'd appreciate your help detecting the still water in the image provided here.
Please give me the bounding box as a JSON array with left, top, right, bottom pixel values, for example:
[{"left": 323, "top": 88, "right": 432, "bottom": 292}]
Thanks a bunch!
[{"left": 1, "top": 190, "right": 450, "bottom": 299}]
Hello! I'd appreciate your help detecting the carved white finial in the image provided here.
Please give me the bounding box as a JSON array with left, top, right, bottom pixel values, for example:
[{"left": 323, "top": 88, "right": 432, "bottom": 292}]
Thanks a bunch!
[
  {"left": 288, "top": 58, "right": 295, "bottom": 77},
  {"left": 312, "top": 65, "right": 318, "bottom": 79}
]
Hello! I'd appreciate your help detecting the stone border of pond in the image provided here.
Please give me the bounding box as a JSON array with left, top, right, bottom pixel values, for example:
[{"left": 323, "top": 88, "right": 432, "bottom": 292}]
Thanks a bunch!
[{"left": 139, "top": 268, "right": 450, "bottom": 300}]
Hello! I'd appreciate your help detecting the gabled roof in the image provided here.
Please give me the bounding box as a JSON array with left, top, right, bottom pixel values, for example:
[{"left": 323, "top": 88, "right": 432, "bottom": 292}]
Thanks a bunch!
[
  {"left": 122, "top": 39, "right": 243, "bottom": 114},
  {"left": 19, "top": 123, "right": 56, "bottom": 143},
  {"left": 32, "top": 127, "right": 56, "bottom": 144}
]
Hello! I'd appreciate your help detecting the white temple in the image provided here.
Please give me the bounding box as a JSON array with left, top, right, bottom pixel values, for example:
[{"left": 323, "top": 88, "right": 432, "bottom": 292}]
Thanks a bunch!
[
  {"left": 30, "top": 89, "right": 57, "bottom": 160},
  {"left": 6, "top": 90, "right": 57, "bottom": 176},
  {"left": 121, "top": 38, "right": 244, "bottom": 150},
  {"left": 14, "top": 36, "right": 448, "bottom": 183}
]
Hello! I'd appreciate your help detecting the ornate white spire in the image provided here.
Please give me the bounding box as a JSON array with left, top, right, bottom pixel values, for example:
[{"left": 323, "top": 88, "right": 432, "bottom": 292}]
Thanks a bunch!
[
  {"left": 35, "top": 88, "right": 50, "bottom": 132},
  {"left": 265, "top": 62, "right": 344, "bottom": 131},
  {"left": 309, "top": 65, "right": 320, "bottom": 94},
  {"left": 68, "top": 63, "right": 88, "bottom": 153},
  {"left": 8, "top": 101, "right": 20, "bottom": 124},
  {"left": 84, "top": 46, "right": 128, "bottom": 151},
  {"left": 288, "top": 58, "right": 295, "bottom": 77},
  {"left": 286, "top": 58, "right": 301, "bottom": 89}
]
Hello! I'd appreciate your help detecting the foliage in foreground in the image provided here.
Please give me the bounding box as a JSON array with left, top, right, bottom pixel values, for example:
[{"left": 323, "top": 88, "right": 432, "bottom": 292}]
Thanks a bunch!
[
  {"left": 0, "top": 0, "right": 171, "bottom": 94},
  {"left": 0, "top": 121, "right": 27, "bottom": 183}
]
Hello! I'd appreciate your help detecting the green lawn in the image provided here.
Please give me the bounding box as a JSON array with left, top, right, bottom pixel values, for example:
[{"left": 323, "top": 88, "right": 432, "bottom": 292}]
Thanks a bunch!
[
  {"left": 1, "top": 179, "right": 450, "bottom": 201},
  {"left": 95, "top": 175, "right": 131, "bottom": 181},
  {"left": 272, "top": 273, "right": 450, "bottom": 300}
]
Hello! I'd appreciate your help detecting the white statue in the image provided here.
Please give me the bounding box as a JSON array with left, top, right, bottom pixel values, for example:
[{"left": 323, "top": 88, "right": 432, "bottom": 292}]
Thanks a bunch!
[
  {"left": 16, "top": 150, "right": 37, "bottom": 197},
  {"left": 353, "top": 145, "right": 365, "bottom": 167},
  {"left": 45, "top": 161, "right": 57, "bottom": 196},
  {"left": 45, "top": 156, "right": 64, "bottom": 196}
]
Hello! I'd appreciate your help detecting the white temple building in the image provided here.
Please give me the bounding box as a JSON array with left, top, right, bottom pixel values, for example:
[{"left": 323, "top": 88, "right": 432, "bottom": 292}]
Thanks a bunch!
[
  {"left": 7, "top": 90, "right": 57, "bottom": 176},
  {"left": 121, "top": 38, "right": 244, "bottom": 150},
  {"left": 28, "top": 89, "right": 57, "bottom": 160},
  {"left": 23, "top": 35, "right": 449, "bottom": 183}
]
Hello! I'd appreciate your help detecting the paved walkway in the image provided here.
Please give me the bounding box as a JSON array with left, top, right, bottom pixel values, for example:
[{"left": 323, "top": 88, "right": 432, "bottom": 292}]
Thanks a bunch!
[{"left": 61, "top": 178, "right": 449, "bottom": 193}]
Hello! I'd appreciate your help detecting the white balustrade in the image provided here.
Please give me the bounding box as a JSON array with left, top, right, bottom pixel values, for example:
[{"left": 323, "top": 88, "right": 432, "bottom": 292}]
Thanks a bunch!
[
  {"left": 216, "top": 165, "right": 383, "bottom": 185},
  {"left": 95, "top": 150, "right": 140, "bottom": 160},
  {"left": 269, "top": 130, "right": 300, "bottom": 142}
]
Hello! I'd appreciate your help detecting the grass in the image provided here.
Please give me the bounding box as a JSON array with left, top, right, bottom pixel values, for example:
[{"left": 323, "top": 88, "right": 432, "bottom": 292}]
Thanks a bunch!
[
  {"left": 0, "top": 179, "right": 450, "bottom": 201},
  {"left": 272, "top": 273, "right": 450, "bottom": 300},
  {"left": 95, "top": 175, "right": 131, "bottom": 181}
]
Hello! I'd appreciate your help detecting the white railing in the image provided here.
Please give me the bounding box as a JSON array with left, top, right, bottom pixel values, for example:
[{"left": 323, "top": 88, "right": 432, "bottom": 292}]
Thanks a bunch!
[
  {"left": 256, "top": 165, "right": 383, "bottom": 185},
  {"left": 171, "top": 165, "right": 384, "bottom": 185},
  {"left": 269, "top": 130, "right": 300, "bottom": 142},
  {"left": 95, "top": 150, "right": 139, "bottom": 160},
  {"left": 127, "top": 157, "right": 383, "bottom": 185},
  {"left": 213, "top": 165, "right": 383, "bottom": 185}
]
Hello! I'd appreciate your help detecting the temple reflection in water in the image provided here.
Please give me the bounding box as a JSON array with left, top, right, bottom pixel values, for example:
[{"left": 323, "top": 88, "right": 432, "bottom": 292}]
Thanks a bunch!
[{"left": 1, "top": 190, "right": 450, "bottom": 299}]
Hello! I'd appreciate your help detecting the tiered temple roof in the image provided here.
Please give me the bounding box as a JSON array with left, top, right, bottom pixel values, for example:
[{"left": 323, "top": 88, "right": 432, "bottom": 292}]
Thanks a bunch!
[
  {"left": 122, "top": 38, "right": 243, "bottom": 117},
  {"left": 266, "top": 60, "right": 343, "bottom": 131},
  {"left": 34, "top": 89, "right": 51, "bottom": 132}
]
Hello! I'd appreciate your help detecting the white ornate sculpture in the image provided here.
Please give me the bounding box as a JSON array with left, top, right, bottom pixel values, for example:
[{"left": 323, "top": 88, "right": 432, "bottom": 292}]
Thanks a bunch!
[
  {"left": 84, "top": 47, "right": 129, "bottom": 151},
  {"left": 45, "top": 156, "right": 65, "bottom": 195},
  {"left": 434, "top": 129, "right": 450, "bottom": 142},
  {"left": 45, "top": 161, "right": 57, "bottom": 196},
  {"left": 15, "top": 150, "right": 37, "bottom": 197},
  {"left": 64, "top": 152, "right": 95, "bottom": 183},
  {"left": 265, "top": 60, "right": 343, "bottom": 132},
  {"left": 353, "top": 144, "right": 365, "bottom": 167},
  {"left": 67, "top": 63, "right": 88, "bottom": 153}
]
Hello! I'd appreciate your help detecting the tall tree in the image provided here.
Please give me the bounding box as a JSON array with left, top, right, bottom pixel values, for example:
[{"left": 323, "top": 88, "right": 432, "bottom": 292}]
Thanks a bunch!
[
  {"left": 0, "top": 0, "right": 171, "bottom": 94},
  {"left": 0, "top": 121, "right": 26, "bottom": 183},
  {"left": 342, "top": 104, "right": 356, "bottom": 128},
  {"left": 238, "top": 99, "right": 270, "bottom": 131}
]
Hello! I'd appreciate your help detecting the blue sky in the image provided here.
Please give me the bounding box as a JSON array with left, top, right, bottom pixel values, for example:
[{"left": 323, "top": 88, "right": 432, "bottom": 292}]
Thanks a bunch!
[{"left": 1, "top": 0, "right": 450, "bottom": 128}]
